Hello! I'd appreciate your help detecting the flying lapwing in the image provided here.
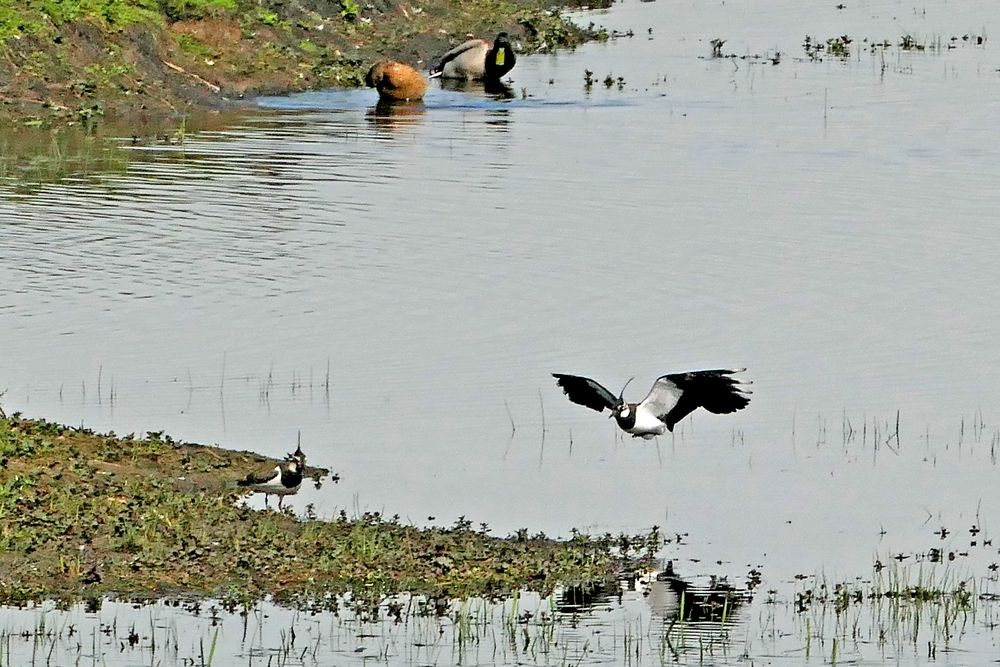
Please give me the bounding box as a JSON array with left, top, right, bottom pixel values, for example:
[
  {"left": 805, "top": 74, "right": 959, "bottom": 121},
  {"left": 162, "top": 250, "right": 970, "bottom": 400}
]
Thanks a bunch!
[
  {"left": 429, "top": 32, "right": 516, "bottom": 81},
  {"left": 552, "top": 369, "right": 751, "bottom": 439},
  {"left": 237, "top": 442, "right": 307, "bottom": 509}
]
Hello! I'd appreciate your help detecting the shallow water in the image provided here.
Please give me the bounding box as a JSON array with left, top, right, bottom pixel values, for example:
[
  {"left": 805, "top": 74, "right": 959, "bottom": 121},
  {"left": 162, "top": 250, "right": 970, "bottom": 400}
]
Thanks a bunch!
[
  {"left": 4, "top": 0, "right": 1000, "bottom": 663},
  {"left": 0, "top": 589, "right": 748, "bottom": 667},
  {"left": 0, "top": 572, "right": 996, "bottom": 667}
]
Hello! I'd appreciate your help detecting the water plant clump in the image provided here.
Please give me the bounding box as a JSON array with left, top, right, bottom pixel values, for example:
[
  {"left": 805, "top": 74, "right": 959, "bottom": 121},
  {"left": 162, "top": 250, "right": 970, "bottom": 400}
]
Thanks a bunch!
[
  {"left": 802, "top": 31, "right": 985, "bottom": 63},
  {"left": 0, "top": 412, "right": 658, "bottom": 609},
  {"left": 788, "top": 555, "right": 993, "bottom": 662}
]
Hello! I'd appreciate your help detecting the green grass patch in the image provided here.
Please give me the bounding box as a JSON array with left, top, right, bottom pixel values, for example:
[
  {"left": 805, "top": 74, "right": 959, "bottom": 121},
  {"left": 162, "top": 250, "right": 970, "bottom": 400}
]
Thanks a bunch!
[
  {"left": 175, "top": 32, "right": 212, "bottom": 57},
  {"left": 160, "top": 0, "right": 235, "bottom": 20},
  {"left": 0, "top": 411, "right": 657, "bottom": 609},
  {"left": 0, "top": 0, "right": 163, "bottom": 41}
]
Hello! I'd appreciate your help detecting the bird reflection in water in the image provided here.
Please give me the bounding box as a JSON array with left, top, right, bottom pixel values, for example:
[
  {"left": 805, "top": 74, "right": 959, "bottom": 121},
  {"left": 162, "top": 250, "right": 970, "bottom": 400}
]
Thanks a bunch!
[
  {"left": 365, "top": 99, "right": 427, "bottom": 133},
  {"left": 645, "top": 561, "right": 753, "bottom": 660},
  {"left": 554, "top": 562, "right": 751, "bottom": 657},
  {"left": 439, "top": 77, "right": 516, "bottom": 100},
  {"left": 483, "top": 108, "right": 511, "bottom": 132},
  {"left": 556, "top": 581, "right": 620, "bottom": 613},
  {"left": 648, "top": 562, "right": 751, "bottom": 623}
]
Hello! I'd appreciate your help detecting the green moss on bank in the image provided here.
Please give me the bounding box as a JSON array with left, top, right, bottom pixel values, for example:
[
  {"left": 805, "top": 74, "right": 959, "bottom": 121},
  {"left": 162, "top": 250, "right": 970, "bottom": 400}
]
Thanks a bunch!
[
  {"left": 0, "top": 411, "right": 658, "bottom": 608},
  {"left": 0, "top": 0, "right": 610, "bottom": 125}
]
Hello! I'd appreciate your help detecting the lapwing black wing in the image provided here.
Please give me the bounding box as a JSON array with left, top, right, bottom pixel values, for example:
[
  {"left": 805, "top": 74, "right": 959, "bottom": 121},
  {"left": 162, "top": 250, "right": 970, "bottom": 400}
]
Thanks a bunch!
[
  {"left": 551, "top": 373, "right": 618, "bottom": 412},
  {"left": 648, "top": 371, "right": 751, "bottom": 431},
  {"left": 552, "top": 369, "right": 751, "bottom": 439}
]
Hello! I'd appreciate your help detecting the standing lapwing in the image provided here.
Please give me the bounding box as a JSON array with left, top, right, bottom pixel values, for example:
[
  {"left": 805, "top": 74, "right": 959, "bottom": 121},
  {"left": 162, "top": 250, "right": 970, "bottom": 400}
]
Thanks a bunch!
[
  {"left": 552, "top": 369, "right": 751, "bottom": 439},
  {"left": 237, "top": 443, "right": 306, "bottom": 509},
  {"left": 429, "top": 32, "right": 516, "bottom": 81}
]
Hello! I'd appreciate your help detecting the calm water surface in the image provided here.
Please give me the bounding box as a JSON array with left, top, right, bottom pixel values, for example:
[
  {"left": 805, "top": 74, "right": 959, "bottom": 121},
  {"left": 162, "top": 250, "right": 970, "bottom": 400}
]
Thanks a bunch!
[{"left": 3, "top": 0, "right": 1000, "bottom": 663}]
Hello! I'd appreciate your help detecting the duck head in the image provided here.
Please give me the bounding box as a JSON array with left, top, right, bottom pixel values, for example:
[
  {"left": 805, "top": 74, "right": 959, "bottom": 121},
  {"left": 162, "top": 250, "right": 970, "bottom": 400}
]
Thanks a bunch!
[{"left": 485, "top": 32, "right": 516, "bottom": 79}]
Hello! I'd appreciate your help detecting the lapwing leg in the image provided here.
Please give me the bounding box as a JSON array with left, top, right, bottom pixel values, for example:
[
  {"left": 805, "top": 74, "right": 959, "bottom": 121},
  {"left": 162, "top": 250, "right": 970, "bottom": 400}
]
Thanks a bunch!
[{"left": 278, "top": 496, "right": 284, "bottom": 510}]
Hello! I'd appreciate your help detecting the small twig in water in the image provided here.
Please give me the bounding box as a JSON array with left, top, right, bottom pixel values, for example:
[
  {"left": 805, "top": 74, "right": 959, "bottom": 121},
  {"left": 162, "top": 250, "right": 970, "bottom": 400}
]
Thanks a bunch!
[
  {"left": 538, "top": 390, "right": 546, "bottom": 466},
  {"left": 538, "top": 389, "right": 546, "bottom": 438},
  {"left": 219, "top": 352, "right": 227, "bottom": 397},
  {"left": 504, "top": 399, "right": 516, "bottom": 435}
]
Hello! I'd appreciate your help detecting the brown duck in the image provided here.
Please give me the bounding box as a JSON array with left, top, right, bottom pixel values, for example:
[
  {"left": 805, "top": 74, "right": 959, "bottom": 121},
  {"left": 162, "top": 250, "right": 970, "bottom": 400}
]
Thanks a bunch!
[{"left": 365, "top": 61, "right": 428, "bottom": 102}]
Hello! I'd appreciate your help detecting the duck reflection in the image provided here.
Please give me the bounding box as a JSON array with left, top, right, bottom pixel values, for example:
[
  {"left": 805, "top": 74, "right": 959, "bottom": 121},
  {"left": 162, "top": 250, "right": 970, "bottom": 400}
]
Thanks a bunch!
[
  {"left": 482, "top": 108, "right": 512, "bottom": 132},
  {"left": 439, "top": 77, "right": 516, "bottom": 100},
  {"left": 365, "top": 99, "right": 427, "bottom": 133}
]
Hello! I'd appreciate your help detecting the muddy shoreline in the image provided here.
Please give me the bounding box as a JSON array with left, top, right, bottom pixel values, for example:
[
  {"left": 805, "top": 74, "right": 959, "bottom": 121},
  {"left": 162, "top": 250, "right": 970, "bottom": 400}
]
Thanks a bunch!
[{"left": 0, "top": 0, "right": 610, "bottom": 127}]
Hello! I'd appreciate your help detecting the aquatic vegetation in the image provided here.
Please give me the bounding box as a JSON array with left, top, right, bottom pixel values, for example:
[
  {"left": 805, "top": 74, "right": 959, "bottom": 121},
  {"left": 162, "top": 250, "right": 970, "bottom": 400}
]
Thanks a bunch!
[
  {"left": 0, "top": 555, "right": 996, "bottom": 667},
  {"left": 0, "top": 110, "right": 241, "bottom": 192},
  {"left": 0, "top": 412, "right": 657, "bottom": 609},
  {"left": 803, "top": 34, "right": 853, "bottom": 60},
  {"left": 802, "top": 31, "right": 986, "bottom": 63},
  {"left": 0, "top": 126, "right": 126, "bottom": 188},
  {"left": 787, "top": 561, "right": 986, "bottom": 662}
]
